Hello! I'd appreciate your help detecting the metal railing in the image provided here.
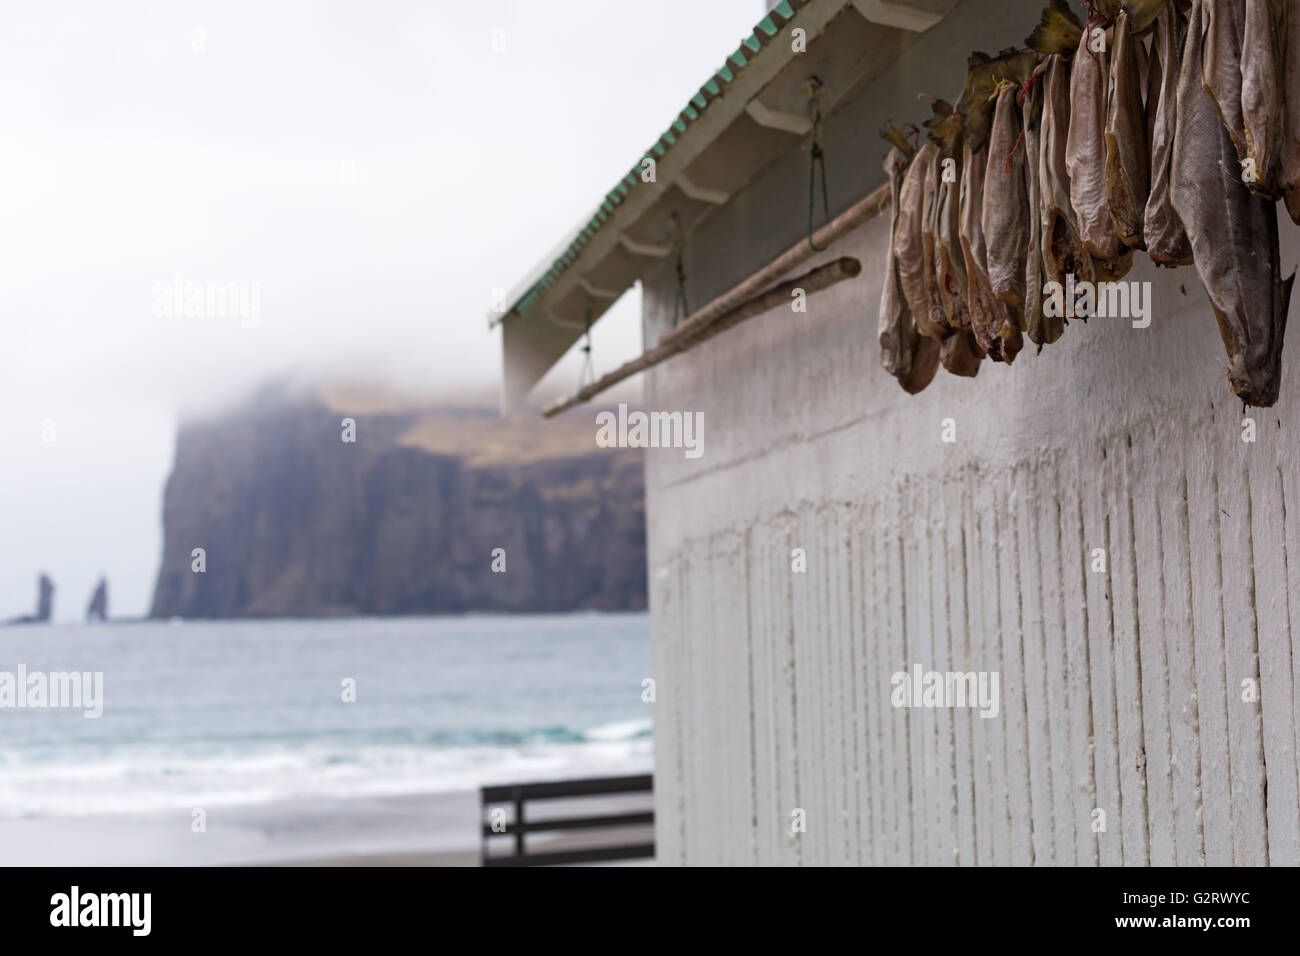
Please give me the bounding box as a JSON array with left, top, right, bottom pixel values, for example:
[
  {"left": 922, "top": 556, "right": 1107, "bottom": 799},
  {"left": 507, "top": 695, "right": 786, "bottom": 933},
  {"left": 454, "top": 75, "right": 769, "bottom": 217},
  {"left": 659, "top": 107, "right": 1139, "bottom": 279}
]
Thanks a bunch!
[{"left": 480, "top": 774, "right": 654, "bottom": 866}]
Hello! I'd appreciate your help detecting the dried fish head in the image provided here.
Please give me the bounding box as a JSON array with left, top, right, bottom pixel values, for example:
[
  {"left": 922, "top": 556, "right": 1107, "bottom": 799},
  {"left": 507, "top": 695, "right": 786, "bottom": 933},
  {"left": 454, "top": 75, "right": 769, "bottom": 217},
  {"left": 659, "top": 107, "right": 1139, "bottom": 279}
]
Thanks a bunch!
[
  {"left": 1027, "top": 0, "right": 1085, "bottom": 54},
  {"left": 924, "top": 97, "right": 964, "bottom": 156},
  {"left": 1120, "top": 0, "right": 1174, "bottom": 32},
  {"left": 958, "top": 52, "right": 998, "bottom": 149},
  {"left": 880, "top": 120, "right": 918, "bottom": 162}
]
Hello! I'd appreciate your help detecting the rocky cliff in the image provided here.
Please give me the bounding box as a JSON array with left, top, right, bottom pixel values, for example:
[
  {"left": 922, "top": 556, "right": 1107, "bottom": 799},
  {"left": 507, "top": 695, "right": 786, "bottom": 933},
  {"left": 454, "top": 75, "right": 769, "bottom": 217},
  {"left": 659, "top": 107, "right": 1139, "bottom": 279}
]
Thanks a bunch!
[{"left": 149, "top": 391, "right": 646, "bottom": 618}]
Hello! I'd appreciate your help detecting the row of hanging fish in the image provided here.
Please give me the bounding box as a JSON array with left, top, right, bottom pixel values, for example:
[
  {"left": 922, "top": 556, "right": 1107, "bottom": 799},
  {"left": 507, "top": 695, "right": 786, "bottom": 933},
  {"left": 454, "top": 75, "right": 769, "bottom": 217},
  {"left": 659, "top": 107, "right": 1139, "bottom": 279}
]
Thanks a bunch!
[{"left": 877, "top": 0, "right": 1298, "bottom": 407}]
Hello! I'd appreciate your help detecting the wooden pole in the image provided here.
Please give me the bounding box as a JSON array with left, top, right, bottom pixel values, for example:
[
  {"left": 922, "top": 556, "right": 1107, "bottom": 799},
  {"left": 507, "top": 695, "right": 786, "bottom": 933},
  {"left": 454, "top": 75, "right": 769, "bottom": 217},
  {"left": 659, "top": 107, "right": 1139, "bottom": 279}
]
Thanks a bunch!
[
  {"left": 540, "top": 180, "right": 889, "bottom": 418},
  {"left": 543, "top": 256, "right": 861, "bottom": 418},
  {"left": 655, "top": 181, "right": 889, "bottom": 353}
]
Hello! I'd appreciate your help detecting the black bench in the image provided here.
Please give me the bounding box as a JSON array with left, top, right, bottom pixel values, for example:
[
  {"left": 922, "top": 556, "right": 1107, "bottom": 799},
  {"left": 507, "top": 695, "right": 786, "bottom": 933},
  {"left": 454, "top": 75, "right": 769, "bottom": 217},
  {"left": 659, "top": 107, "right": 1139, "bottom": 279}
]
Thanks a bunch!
[{"left": 480, "top": 773, "right": 654, "bottom": 866}]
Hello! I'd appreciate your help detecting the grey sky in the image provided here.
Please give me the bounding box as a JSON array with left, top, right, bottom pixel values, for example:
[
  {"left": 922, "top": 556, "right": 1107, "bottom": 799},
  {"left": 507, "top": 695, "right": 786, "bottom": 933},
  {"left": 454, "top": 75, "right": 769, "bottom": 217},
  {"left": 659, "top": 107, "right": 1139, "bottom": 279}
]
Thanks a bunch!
[{"left": 0, "top": 0, "right": 762, "bottom": 619}]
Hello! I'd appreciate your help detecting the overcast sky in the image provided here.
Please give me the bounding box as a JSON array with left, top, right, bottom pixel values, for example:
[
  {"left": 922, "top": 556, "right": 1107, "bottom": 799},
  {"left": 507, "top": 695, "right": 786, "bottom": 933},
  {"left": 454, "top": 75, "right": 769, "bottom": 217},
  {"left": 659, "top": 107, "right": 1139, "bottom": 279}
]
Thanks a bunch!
[{"left": 0, "top": 0, "right": 764, "bottom": 620}]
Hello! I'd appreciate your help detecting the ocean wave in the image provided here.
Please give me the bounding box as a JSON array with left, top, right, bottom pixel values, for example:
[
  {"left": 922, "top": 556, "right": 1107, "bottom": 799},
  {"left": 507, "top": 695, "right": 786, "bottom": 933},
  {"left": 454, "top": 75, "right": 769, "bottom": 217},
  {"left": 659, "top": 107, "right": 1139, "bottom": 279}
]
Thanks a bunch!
[
  {"left": 0, "top": 734, "right": 654, "bottom": 819},
  {"left": 582, "top": 717, "right": 653, "bottom": 742},
  {"left": 0, "top": 615, "right": 654, "bottom": 820}
]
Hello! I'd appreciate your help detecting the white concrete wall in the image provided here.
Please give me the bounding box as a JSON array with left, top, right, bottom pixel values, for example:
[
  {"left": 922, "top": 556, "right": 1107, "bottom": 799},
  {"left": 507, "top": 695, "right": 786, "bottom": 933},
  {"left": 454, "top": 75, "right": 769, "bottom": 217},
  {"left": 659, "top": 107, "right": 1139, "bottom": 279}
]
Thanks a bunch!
[{"left": 640, "top": 0, "right": 1300, "bottom": 865}]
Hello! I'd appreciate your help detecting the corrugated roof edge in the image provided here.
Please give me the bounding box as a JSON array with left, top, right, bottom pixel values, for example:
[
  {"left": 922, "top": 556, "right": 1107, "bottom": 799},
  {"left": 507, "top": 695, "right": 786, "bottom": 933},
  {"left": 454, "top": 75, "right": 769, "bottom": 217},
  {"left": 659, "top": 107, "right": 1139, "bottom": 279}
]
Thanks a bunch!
[{"left": 504, "top": 0, "right": 808, "bottom": 320}]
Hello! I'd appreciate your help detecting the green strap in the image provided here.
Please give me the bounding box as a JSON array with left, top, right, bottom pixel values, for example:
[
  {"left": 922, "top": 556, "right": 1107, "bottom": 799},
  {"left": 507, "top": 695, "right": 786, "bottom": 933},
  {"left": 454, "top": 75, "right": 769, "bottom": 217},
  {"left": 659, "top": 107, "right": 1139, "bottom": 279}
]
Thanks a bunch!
[
  {"left": 578, "top": 311, "right": 595, "bottom": 393},
  {"left": 808, "top": 111, "right": 830, "bottom": 252},
  {"left": 672, "top": 251, "right": 688, "bottom": 328}
]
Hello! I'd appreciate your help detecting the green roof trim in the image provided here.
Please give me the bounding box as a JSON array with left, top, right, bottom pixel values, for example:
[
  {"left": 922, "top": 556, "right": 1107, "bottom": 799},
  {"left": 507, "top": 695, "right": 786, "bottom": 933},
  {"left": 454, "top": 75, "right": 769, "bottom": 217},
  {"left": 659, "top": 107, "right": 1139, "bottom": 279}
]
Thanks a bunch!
[{"left": 505, "top": 0, "right": 809, "bottom": 318}]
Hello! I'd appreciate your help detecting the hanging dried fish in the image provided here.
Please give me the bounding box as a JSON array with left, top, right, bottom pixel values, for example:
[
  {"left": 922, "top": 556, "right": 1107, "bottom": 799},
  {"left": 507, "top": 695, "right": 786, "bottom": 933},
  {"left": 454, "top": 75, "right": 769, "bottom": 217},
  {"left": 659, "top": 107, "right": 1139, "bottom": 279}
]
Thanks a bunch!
[
  {"left": 1023, "top": 63, "right": 1061, "bottom": 347},
  {"left": 958, "top": 55, "right": 995, "bottom": 347},
  {"left": 926, "top": 97, "right": 984, "bottom": 377},
  {"left": 1066, "top": 6, "right": 1133, "bottom": 279},
  {"left": 1030, "top": 4, "right": 1096, "bottom": 297},
  {"left": 1242, "top": 0, "right": 1286, "bottom": 199},
  {"left": 960, "top": 135, "right": 999, "bottom": 358},
  {"left": 983, "top": 57, "right": 1035, "bottom": 312},
  {"left": 959, "top": 52, "right": 1023, "bottom": 363},
  {"left": 1285, "top": 0, "right": 1300, "bottom": 223},
  {"left": 918, "top": 143, "right": 951, "bottom": 338},
  {"left": 1172, "top": 0, "right": 1294, "bottom": 407},
  {"left": 926, "top": 100, "right": 971, "bottom": 334},
  {"left": 1105, "top": 10, "right": 1149, "bottom": 249},
  {"left": 1144, "top": 1, "right": 1193, "bottom": 264},
  {"left": 1202, "top": 0, "right": 1249, "bottom": 170},
  {"left": 1145, "top": 13, "right": 1160, "bottom": 146},
  {"left": 897, "top": 142, "right": 946, "bottom": 339},
  {"left": 878, "top": 131, "right": 941, "bottom": 394},
  {"left": 985, "top": 51, "right": 1037, "bottom": 360},
  {"left": 877, "top": 139, "right": 915, "bottom": 378}
]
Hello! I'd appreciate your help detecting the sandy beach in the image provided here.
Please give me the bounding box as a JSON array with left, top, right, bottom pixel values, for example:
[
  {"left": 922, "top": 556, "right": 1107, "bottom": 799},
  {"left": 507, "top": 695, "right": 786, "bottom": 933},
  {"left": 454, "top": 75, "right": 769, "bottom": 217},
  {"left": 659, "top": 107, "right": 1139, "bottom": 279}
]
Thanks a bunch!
[
  {"left": 0, "top": 790, "right": 481, "bottom": 867},
  {"left": 0, "top": 788, "right": 656, "bottom": 866}
]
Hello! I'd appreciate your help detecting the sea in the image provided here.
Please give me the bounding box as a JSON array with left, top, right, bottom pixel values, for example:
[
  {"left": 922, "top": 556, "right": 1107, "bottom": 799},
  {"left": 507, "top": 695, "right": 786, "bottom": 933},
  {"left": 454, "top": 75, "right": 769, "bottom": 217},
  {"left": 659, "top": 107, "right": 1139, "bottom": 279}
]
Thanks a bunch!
[{"left": 0, "top": 613, "right": 652, "bottom": 821}]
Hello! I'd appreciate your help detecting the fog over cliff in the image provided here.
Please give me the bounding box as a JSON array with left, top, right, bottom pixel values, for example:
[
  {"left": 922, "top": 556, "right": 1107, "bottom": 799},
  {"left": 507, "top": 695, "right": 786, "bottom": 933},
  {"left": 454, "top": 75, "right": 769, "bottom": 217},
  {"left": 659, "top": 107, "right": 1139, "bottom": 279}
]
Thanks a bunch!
[
  {"left": 150, "top": 388, "right": 646, "bottom": 618},
  {"left": 0, "top": 0, "right": 756, "bottom": 619}
]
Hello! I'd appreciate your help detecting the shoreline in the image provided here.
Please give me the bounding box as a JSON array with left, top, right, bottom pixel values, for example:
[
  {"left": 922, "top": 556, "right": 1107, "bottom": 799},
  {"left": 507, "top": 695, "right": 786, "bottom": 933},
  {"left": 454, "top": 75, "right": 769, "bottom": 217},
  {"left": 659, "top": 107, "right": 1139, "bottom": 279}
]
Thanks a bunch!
[
  {"left": 0, "top": 790, "right": 481, "bottom": 867},
  {"left": 0, "top": 787, "right": 656, "bottom": 867}
]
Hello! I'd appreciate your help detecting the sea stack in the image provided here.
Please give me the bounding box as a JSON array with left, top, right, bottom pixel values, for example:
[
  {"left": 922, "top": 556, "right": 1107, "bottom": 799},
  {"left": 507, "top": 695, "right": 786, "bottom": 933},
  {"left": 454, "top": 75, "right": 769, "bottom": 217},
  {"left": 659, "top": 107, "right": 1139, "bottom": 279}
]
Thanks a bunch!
[
  {"left": 86, "top": 577, "right": 108, "bottom": 623},
  {"left": 35, "top": 573, "right": 53, "bottom": 622},
  {"left": 5, "top": 573, "right": 54, "bottom": 625}
]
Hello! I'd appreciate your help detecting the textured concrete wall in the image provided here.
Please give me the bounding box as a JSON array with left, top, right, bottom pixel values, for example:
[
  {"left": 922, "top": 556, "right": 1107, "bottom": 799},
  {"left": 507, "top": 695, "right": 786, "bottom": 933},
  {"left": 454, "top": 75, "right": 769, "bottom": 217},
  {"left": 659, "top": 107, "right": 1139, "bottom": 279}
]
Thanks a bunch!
[{"left": 640, "top": 0, "right": 1300, "bottom": 865}]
